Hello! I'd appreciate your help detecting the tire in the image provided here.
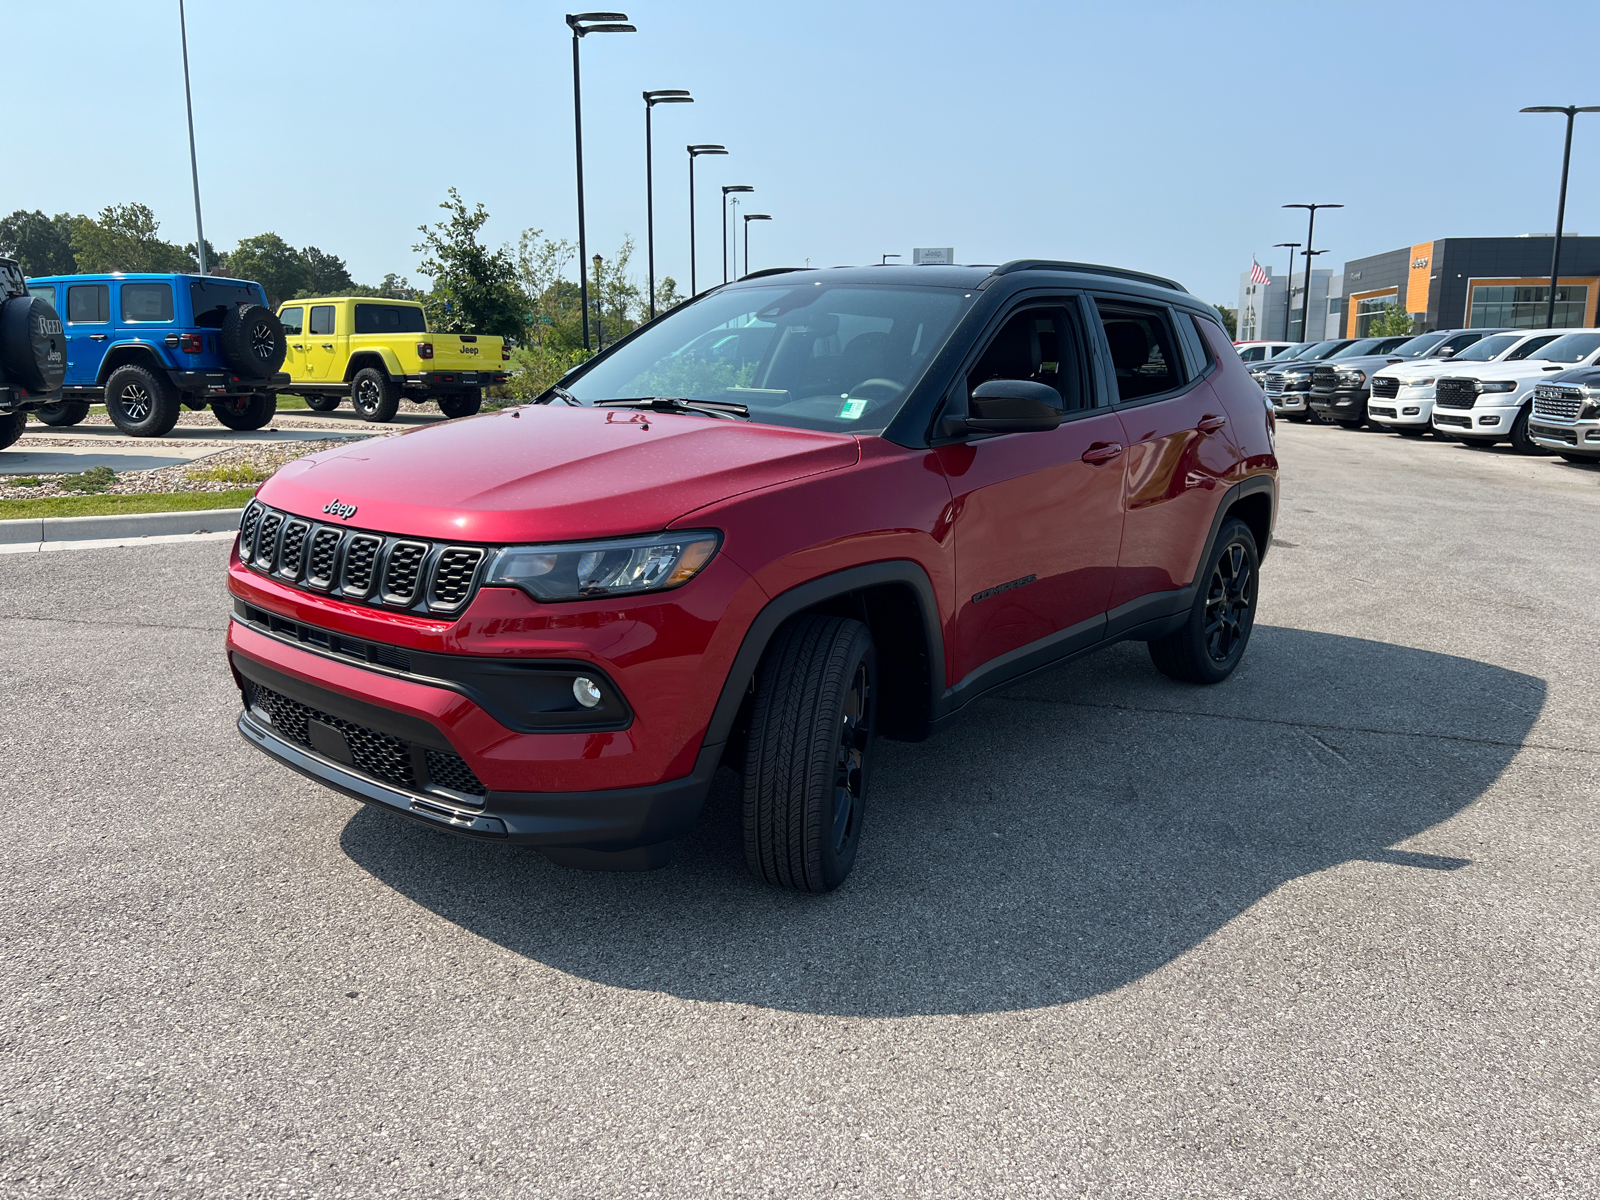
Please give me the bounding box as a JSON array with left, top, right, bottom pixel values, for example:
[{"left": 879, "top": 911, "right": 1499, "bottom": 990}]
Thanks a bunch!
[
  {"left": 219, "top": 304, "right": 286, "bottom": 378},
  {"left": 1149, "top": 518, "right": 1259, "bottom": 685},
  {"left": 34, "top": 400, "right": 91, "bottom": 427},
  {"left": 1507, "top": 406, "right": 1549, "bottom": 456},
  {"left": 1335, "top": 419, "right": 1362, "bottom": 429},
  {"left": 1558, "top": 452, "right": 1597, "bottom": 464},
  {"left": 1463, "top": 438, "right": 1499, "bottom": 449},
  {"left": 0, "top": 294, "right": 67, "bottom": 393},
  {"left": 350, "top": 368, "right": 399, "bottom": 423},
  {"left": 104, "top": 364, "right": 181, "bottom": 437},
  {"left": 438, "top": 388, "right": 482, "bottom": 419},
  {"left": 0, "top": 411, "right": 24, "bottom": 451},
  {"left": 303, "top": 394, "right": 341, "bottom": 412},
  {"left": 742, "top": 615, "right": 877, "bottom": 893},
  {"left": 211, "top": 393, "right": 277, "bottom": 431}
]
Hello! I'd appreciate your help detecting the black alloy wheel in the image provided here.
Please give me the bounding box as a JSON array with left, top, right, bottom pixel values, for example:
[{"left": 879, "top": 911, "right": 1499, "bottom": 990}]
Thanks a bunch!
[
  {"left": 104, "top": 364, "right": 181, "bottom": 437},
  {"left": 303, "top": 394, "right": 341, "bottom": 412},
  {"left": 351, "top": 367, "right": 399, "bottom": 423},
  {"left": 1149, "top": 518, "right": 1259, "bottom": 685}
]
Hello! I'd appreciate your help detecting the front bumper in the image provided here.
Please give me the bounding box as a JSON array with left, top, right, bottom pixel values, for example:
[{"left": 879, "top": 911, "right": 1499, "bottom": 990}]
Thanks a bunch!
[
  {"left": 1432, "top": 403, "right": 1516, "bottom": 438},
  {"left": 1529, "top": 418, "right": 1600, "bottom": 456},
  {"left": 1270, "top": 389, "right": 1310, "bottom": 413},
  {"left": 1310, "top": 387, "right": 1368, "bottom": 419},
  {"left": 1367, "top": 394, "right": 1433, "bottom": 426}
]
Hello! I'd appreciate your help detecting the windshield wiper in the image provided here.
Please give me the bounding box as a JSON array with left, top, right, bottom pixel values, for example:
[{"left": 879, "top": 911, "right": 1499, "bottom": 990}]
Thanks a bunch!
[
  {"left": 593, "top": 397, "right": 750, "bottom": 420},
  {"left": 536, "top": 384, "right": 581, "bottom": 406}
]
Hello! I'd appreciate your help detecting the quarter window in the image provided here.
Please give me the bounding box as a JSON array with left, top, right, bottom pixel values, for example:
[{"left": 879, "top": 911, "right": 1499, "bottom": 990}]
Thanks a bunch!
[
  {"left": 308, "top": 305, "right": 336, "bottom": 336},
  {"left": 279, "top": 307, "right": 304, "bottom": 336},
  {"left": 1094, "top": 301, "right": 1185, "bottom": 402},
  {"left": 67, "top": 284, "right": 110, "bottom": 323},
  {"left": 354, "top": 304, "right": 427, "bottom": 334},
  {"left": 121, "top": 282, "right": 174, "bottom": 323}
]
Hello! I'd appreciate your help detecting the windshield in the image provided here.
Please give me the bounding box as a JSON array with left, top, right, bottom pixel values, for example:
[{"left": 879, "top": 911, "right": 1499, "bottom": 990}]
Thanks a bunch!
[
  {"left": 561, "top": 283, "right": 970, "bottom": 433},
  {"left": 1294, "top": 340, "right": 1342, "bottom": 361},
  {"left": 1328, "top": 339, "right": 1383, "bottom": 359},
  {"left": 1390, "top": 333, "right": 1446, "bottom": 358},
  {"left": 1531, "top": 332, "right": 1600, "bottom": 363},
  {"left": 1454, "top": 333, "right": 1520, "bottom": 362}
]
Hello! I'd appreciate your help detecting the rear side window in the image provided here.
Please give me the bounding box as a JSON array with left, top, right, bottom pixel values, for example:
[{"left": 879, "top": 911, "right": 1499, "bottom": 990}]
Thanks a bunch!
[
  {"left": 67, "top": 284, "right": 110, "bottom": 323},
  {"left": 1508, "top": 335, "right": 1558, "bottom": 361},
  {"left": 966, "top": 305, "right": 1089, "bottom": 413},
  {"left": 121, "top": 282, "right": 174, "bottom": 322},
  {"left": 28, "top": 285, "right": 56, "bottom": 307},
  {"left": 354, "top": 304, "right": 426, "bottom": 334},
  {"left": 1239, "top": 345, "right": 1264, "bottom": 361},
  {"left": 1095, "top": 301, "right": 1186, "bottom": 401},
  {"left": 279, "top": 307, "right": 304, "bottom": 336},
  {"left": 308, "top": 305, "right": 336, "bottom": 336}
]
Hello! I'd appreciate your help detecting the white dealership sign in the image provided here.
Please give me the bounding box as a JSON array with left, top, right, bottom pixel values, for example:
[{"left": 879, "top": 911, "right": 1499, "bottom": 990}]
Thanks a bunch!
[{"left": 912, "top": 247, "right": 955, "bottom": 265}]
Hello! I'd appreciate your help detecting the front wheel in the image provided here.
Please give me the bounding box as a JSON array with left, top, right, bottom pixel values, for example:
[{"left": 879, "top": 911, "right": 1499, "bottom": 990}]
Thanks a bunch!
[
  {"left": 211, "top": 394, "right": 277, "bottom": 431},
  {"left": 1507, "top": 406, "right": 1550, "bottom": 456},
  {"left": 1559, "top": 452, "right": 1597, "bottom": 464},
  {"left": 742, "top": 615, "right": 876, "bottom": 893},
  {"left": 351, "top": 368, "right": 400, "bottom": 423},
  {"left": 1395, "top": 425, "right": 1427, "bottom": 438},
  {"left": 34, "top": 400, "right": 92, "bottom": 427},
  {"left": 1149, "top": 518, "right": 1259, "bottom": 685},
  {"left": 437, "top": 388, "right": 482, "bottom": 419}
]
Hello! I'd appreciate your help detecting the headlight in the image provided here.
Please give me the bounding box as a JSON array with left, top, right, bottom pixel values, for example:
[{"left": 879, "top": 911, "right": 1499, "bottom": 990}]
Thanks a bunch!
[
  {"left": 1478, "top": 380, "right": 1517, "bottom": 393},
  {"left": 1580, "top": 387, "right": 1600, "bottom": 418},
  {"left": 1407, "top": 378, "right": 1434, "bottom": 388},
  {"left": 486, "top": 531, "right": 720, "bottom": 602},
  {"left": 1337, "top": 369, "right": 1366, "bottom": 384}
]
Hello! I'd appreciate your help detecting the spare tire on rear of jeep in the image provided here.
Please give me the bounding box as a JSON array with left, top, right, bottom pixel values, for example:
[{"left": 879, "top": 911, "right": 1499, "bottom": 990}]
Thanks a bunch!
[
  {"left": 0, "top": 294, "right": 67, "bottom": 395},
  {"left": 219, "top": 304, "right": 286, "bottom": 379}
]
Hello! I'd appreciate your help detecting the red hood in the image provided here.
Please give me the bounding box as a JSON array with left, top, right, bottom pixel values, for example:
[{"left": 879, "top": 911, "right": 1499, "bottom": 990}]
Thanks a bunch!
[{"left": 257, "top": 405, "right": 860, "bottom": 543}]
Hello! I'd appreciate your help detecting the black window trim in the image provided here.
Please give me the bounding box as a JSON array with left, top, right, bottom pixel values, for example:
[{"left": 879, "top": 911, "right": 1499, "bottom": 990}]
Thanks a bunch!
[
  {"left": 308, "top": 304, "right": 337, "bottom": 336},
  {"left": 119, "top": 280, "right": 175, "bottom": 325},
  {"left": 279, "top": 305, "right": 306, "bottom": 337},
  {"left": 1088, "top": 292, "right": 1208, "bottom": 411},
  {"left": 66, "top": 282, "right": 110, "bottom": 325}
]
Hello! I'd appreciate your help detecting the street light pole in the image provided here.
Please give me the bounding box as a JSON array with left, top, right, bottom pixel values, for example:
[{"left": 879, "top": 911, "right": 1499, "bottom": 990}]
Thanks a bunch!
[
  {"left": 178, "top": 0, "right": 207, "bottom": 274},
  {"left": 743, "top": 214, "right": 771, "bottom": 275},
  {"left": 643, "top": 90, "right": 692, "bottom": 321},
  {"left": 1283, "top": 203, "right": 1342, "bottom": 347},
  {"left": 567, "top": 12, "right": 636, "bottom": 351},
  {"left": 722, "top": 186, "right": 753, "bottom": 283},
  {"left": 1521, "top": 105, "right": 1600, "bottom": 328},
  {"left": 881, "top": 253, "right": 901, "bottom": 265},
  {"left": 1273, "top": 242, "right": 1299, "bottom": 340},
  {"left": 687, "top": 144, "right": 727, "bottom": 296}
]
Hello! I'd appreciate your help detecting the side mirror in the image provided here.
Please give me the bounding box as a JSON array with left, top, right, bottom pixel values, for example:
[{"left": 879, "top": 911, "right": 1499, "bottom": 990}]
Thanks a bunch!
[
  {"left": 951, "top": 379, "right": 1064, "bottom": 435},
  {"left": 1437, "top": 346, "right": 1457, "bottom": 357}
]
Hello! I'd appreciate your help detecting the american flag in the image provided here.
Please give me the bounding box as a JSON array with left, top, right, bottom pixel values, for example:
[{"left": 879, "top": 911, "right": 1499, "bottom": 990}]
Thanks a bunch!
[{"left": 1250, "top": 258, "right": 1271, "bottom": 286}]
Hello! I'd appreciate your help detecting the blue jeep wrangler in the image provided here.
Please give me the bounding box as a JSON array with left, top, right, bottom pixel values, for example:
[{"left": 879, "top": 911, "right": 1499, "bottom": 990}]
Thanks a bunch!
[{"left": 23, "top": 272, "right": 288, "bottom": 437}]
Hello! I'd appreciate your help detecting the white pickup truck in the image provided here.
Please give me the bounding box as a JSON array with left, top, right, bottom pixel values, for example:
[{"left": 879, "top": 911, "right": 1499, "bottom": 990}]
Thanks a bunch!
[{"left": 1431, "top": 330, "right": 1600, "bottom": 452}]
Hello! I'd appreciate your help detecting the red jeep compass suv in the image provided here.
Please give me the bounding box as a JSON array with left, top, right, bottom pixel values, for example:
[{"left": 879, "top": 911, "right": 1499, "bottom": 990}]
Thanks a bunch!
[{"left": 227, "top": 261, "right": 1277, "bottom": 891}]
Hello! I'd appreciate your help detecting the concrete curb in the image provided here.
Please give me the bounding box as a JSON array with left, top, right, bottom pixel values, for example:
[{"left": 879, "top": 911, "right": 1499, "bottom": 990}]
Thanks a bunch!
[{"left": 0, "top": 507, "right": 245, "bottom": 546}]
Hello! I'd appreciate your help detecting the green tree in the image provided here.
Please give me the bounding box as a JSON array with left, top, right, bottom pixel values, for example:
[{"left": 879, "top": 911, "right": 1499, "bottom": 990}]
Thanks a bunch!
[
  {"left": 347, "top": 272, "right": 421, "bottom": 300},
  {"left": 71, "top": 203, "right": 195, "bottom": 273},
  {"left": 1367, "top": 303, "right": 1416, "bottom": 337},
  {"left": 301, "top": 246, "right": 355, "bottom": 296},
  {"left": 413, "top": 189, "right": 525, "bottom": 340},
  {"left": 1212, "top": 303, "right": 1238, "bottom": 340},
  {"left": 0, "top": 210, "right": 78, "bottom": 275},
  {"left": 224, "top": 233, "right": 310, "bottom": 307}
]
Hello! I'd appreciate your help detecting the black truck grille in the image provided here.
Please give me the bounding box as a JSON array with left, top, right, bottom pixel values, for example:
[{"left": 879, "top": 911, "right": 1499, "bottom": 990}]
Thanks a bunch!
[
  {"left": 1371, "top": 377, "right": 1401, "bottom": 399},
  {"left": 1529, "top": 423, "right": 1577, "bottom": 445},
  {"left": 1435, "top": 378, "right": 1478, "bottom": 409},
  {"left": 238, "top": 501, "right": 493, "bottom": 617},
  {"left": 1311, "top": 366, "right": 1338, "bottom": 394},
  {"left": 1533, "top": 387, "right": 1582, "bottom": 420},
  {"left": 246, "top": 681, "right": 487, "bottom": 798}
]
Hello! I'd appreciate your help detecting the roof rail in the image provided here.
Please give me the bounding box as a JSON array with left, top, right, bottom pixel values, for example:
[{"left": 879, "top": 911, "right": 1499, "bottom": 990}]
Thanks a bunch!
[
  {"left": 989, "top": 259, "right": 1188, "bottom": 294},
  {"left": 736, "top": 267, "right": 815, "bottom": 281}
]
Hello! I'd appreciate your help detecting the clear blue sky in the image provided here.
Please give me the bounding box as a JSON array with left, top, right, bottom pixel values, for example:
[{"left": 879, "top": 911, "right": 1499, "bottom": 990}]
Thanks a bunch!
[{"left": 7, "top": 0, "right": 1598, "bottom": 304}]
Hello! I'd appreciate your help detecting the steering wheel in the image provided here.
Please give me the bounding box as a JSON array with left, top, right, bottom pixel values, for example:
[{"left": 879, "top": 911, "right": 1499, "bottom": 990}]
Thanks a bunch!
[{"left": 848, "top": 378, "right": 904, "bottom": 402}]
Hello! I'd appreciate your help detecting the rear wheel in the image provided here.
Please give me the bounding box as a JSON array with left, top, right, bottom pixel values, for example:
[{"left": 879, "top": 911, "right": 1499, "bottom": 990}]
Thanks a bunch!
[
  {"left": 438, "top": 389, "right": 482, "bottom": 419},
  {"left": 303, "top": 394, "right": 341, "bottom": 412},
  {"left": 0, "top": 411, "right": 24, "bottom": 450},
  {"left": 1149, "top": 518, "right": 1259, "bottom": 685},
  {"left": 211, "top": 394, "right": 277, "bottom": 431},
  {"left": 351, "top": 368, "right": 399, "bottom": 423},
  {"left": 105, "top": 364, "right": 181, "bottom": 437},
  {"left": 742, "top": 615, "right": 876, "bottom": 893},
  {"left": 34, "top": 400, "right": 91, "bottom": 427}
]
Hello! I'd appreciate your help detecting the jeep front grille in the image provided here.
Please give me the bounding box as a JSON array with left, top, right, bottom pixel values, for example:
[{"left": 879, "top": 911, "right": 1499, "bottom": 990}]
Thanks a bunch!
[
  {"left": 1533, "top": 386, "right": 1582, "bottom": 421},
  {"left": 1435, "top": 378, "right": 1478, "bottom": 409},
  {"left": 1371, "top": 377, "right": 1400, "bottom": 399},
  {"left": 237, "top": 500, "right": 493, "bottom": 617}
]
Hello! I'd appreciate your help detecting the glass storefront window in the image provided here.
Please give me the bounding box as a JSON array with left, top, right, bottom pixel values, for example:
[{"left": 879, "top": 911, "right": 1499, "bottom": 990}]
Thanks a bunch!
[
  {"left": 1468, "top": 284, "right": 1588, "bottom": 329},
  {"left": 1354, "top": 293, "right": 1399, "bottom": 336}
]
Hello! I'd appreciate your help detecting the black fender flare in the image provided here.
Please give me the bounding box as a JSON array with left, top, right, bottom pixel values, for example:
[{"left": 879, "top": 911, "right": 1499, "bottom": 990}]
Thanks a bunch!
[{"left": 96, "top": 341, "right": 174, "bottom": 384}]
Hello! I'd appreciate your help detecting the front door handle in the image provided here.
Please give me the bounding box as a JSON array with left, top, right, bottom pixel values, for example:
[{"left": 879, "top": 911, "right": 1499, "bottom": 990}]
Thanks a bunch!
[
  {"left": 1081, "top": 441, "right": 1123, "bottom": 465},
  {"left": 292, "top": 343, "right": 303, "bottom": 349},
  {"left": 1197, "top": 414, "right": 1227, "bottom": 433},
  {"left": 322, "top": 343, "right": 334, "bottom": 349},
  {"left": 89, "top": 333, "right": 108, "bottom": 341}
]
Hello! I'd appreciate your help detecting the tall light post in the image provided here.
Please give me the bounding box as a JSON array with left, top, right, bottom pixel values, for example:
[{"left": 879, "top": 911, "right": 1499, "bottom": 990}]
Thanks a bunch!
[
  {"left": 743, "top": 214, "right": 771, "bottom": 276},
  {"left": 722, "top": 185, "right": 753, "bottom": 282},
  {"left": 1520, "top": 105, "right": 1600, "bottom": 328},
  {"left": 881, "top": 253, "right": 901, "bottom": 265},
  {"left": 1273, "top": 242, "right": 1299, "bottom": 340},
  {"left": 687, "top": 144, "right": 727, "bottom": 296},
  {"left": 178, "top": 0, "right": 207, "bottom": 274},
  {"left": 567, "top": 12, "right": 636, "bottom": 351},
  {"left": 1283, "top": 203, "right": 1342, "bottom": 349},
  {"left": 592, "top": 253, "right": 605, "bottom": 350},
  {"left": 643, "top": 89, "right": 692, "bottom": 321}
]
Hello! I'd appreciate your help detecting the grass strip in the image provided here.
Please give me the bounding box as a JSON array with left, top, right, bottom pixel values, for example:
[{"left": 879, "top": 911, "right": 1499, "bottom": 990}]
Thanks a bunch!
[{"left": 0, "top": 488, "right": 256, "bottom": 521}]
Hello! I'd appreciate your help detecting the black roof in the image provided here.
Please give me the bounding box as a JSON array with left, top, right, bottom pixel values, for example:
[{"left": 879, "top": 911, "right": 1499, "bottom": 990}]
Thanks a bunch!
[{"left": 729, "top": 259, "right": 1191, "bottom": 300}]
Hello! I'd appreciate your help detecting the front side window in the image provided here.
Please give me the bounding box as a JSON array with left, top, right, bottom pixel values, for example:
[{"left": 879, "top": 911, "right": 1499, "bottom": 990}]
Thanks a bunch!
[
  {"left": 1095, "top": 301, "right": 1185, "bottom": 402},
  {"left": 121, "top": 282, "right": 174, "bottom": 323},
  {"left": 354, "top": 304, "right": 427, "bottom": 334},
  {"left": 561, "top": 283, "right": 969, "bottom": 433},
  {"left": 1506, "top": 334, "right": 1559, "bottom": 361},
  {"left": 966, "top": 306, "right": 1087, "bottom": 412},
  {"left": 1239, "top": 345, "right": 1265, "bottom": 361},
  {"left": 308, "top": 305, "right": 336, "bottom": 336},
  {"left": 28, "top": 285, "right": 56, "bottom": 308},
  {"left": 67, "top": 284, "right": 109, "bottom": 323},
  {"left": 1530, "top": 332, "right": 1600, "bottom": 363},
  {"left": 1454, "top": 333, "right": 1521, "bottom": 362},
  {"left": 279, "top": 306, "right": 304, "bottom": 336}
]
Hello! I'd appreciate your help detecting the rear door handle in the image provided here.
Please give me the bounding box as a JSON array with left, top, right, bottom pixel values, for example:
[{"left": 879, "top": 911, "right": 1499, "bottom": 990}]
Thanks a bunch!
[
  {"left": 1197, "top": 414, "right": 1227, "bottom": 433},
  {"left": 1081, "top": 442, "right": 1123, "bottom": 464},
  {"left": 322, "top": 343, "right": 333, "bottom": 349}
]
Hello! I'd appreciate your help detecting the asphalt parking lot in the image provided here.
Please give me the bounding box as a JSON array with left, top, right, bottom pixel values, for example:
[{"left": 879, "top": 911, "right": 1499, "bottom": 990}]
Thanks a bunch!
[{"left": 2, "top": 421, "right": 1597, "bottom": 1199}]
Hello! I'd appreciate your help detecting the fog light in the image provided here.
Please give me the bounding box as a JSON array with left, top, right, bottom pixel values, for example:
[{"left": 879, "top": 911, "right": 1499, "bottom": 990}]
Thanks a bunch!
[
  {"left": 1587, "top": 431, "right": 1600, "bottom": 442},
  {"left": 1480, "top": 415, "right": 1501, "bottom": 426},
  {"left": 1403, "top": 407, "right": 1420, "bottom": 415},
  {"left": 573, "top": 676, "right": 602, "bottom": 708}
]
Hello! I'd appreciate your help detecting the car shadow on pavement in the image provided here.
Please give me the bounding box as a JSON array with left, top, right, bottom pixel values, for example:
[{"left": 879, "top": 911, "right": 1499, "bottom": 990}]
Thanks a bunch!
[{"left": 339, "top": 626, "right": 1544, "bottom": 1017}]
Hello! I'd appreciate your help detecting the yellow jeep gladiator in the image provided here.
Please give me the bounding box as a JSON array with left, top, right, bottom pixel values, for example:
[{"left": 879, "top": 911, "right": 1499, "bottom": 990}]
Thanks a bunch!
[{"left": 276, "top": 297, "right": 508, "bottom": 422}]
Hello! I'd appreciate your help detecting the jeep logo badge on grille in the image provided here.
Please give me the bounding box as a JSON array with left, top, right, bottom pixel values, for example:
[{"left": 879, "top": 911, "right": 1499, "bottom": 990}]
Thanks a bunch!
[{"left": 323, "top": 499, "right": 358, "bottom": 520}]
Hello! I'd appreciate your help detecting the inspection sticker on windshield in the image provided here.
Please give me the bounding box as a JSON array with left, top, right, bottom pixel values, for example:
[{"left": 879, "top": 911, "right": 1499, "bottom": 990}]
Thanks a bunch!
[{"left": 838, "top": 397, "right": 868, "bottom": 420}]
